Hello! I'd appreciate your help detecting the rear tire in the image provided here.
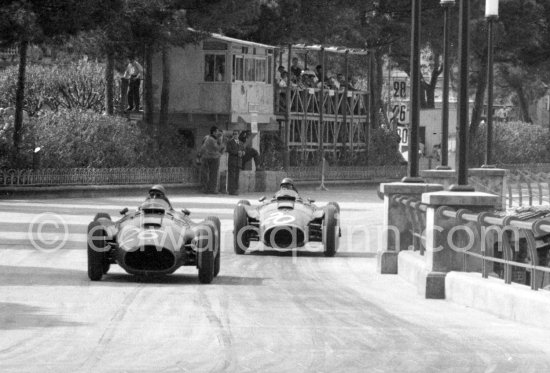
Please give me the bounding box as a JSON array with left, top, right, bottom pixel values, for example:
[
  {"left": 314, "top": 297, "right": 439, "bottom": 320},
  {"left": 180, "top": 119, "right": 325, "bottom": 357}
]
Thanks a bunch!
[
  {"left": 94, "top": 212, "right": 111, "bottom": 222},
  {"left": 197, "top": 224, "right": 215, "bottom": 284},
  {"left": 237, "top": 199, "right": 250, "bottom": 206},
  {"left": 322, "top": 205, "right": 339, "bottom": 257},
  {"left": 87, "top": 221, "right": 109, "bottom": 281},
  {"left": 205, "top": 216, "right": 221, "bottom": 277},
  {"left": 233, "top": 204, "right": 250, "bottom": 255}
]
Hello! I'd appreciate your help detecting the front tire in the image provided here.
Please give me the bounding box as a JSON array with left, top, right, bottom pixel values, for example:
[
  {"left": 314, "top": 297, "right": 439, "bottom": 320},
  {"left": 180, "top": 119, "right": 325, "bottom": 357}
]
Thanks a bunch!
[
  {"left": 87, "top": 221, "right": 109, "bottom": 281},
  {"left": 205, "top": 216, "right": 221, "bottom": 277},
  {"left": 197, "top": 224, "right": 215, "bottom": 284},
  {"left": 322, "top": 205, "right": 339, "bottom": 257},
  {"left": 233, "top": 204, "right": 250, "bottom": 255}
]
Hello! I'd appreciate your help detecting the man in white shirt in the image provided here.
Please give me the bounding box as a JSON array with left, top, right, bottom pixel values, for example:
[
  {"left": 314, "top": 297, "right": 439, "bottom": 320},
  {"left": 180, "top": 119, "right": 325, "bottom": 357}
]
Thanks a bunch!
[{"left": 124, "top": 57, "right": 143, "bottom": 111}]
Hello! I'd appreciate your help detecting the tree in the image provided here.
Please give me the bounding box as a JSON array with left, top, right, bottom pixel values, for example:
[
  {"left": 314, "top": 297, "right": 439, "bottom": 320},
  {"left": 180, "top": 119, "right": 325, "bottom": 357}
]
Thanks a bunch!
[{"left": 0, "top": 0, "right": 111, "bottom": 165}]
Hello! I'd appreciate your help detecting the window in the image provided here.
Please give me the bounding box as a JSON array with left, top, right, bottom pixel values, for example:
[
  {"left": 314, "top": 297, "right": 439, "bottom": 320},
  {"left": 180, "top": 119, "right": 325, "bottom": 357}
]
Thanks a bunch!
[
  {"left": 267, "top": 56, "right": 272, "bottom": 84},
  {"left": 245, "top": 58, "right": 255, "bottom": 81},
  {"left": 204, "top": 54, "right": 226, "bottom": 82},
  {"left": 233, "top": 55, "right": 244, "bottom": 81}
]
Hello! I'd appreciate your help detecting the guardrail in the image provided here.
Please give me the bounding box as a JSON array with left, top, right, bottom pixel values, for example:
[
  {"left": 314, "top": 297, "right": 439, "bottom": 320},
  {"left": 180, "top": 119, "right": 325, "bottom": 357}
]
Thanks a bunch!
[
  {"left": 0, "top": 167, "right": 200, "bottom": 186},
  {"left": 392, "top": 193, "right": 550, "bottom": 290},
  {"left": 0, "top": 165, "right": 406, "bottom": 187}
]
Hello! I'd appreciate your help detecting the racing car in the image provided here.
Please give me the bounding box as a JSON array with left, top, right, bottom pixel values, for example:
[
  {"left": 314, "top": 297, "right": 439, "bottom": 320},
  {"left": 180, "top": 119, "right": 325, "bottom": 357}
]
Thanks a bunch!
[
  {"left": 87, "top": 185, "right": 221, "bottom": 284},
  {"left": 233, "top": 178, "right": 340, "bottom": 256}
]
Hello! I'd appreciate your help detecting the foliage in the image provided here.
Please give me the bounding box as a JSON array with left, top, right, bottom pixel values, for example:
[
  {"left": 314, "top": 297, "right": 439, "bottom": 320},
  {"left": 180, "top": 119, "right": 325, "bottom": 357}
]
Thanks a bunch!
[
  {"left": 0, "top": 59, "right": 107, "bottom": 114},
  {"left": 0, "top": 109, "right": 195, "bottom": 169},
  {"left": 0, "top": 64, "right": 56, "bottom": 116},
  {"left": 260, "top": 131, "right": 285, "bottom": 170},
  {"left": 469, "top": 121, "right": 550, "bottom": 166}
]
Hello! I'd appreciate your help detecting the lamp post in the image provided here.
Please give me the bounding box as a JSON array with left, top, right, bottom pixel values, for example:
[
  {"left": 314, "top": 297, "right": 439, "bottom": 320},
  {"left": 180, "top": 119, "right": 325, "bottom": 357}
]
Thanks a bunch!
[
  {"left": 438, "top": 0, "right": 455, "bottom": 170},
  {"left": 484, "top": 0, "right": 498, "bottom": 167},
  {"left": 403, "top": 0, "right": 422, "bottom": 182},
  {"left": 451, "top": 0, "right": 474, "bottom": 191}
]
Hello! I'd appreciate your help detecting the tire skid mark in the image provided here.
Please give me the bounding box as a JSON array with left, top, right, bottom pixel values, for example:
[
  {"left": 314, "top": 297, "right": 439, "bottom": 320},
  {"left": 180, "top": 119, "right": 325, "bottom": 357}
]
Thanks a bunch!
[
  {"left": 195, "top": 289, "right": 233, "bottom": 372},
  {"left": 78, "top": 284, "right": 144, "bottom": 372}
]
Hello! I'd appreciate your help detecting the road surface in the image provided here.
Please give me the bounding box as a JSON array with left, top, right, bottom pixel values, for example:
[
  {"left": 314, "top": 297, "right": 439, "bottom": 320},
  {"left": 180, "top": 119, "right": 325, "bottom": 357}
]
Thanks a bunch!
[{"left": 1, "top": 185, "right": 550, "bottom": 372}]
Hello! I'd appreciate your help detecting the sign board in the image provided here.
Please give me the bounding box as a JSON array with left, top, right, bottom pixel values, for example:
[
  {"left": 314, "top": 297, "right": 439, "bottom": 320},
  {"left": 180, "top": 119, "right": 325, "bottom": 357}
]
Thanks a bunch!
[{"left": 388, "top": 78, "right": 409, "bottom": 125}]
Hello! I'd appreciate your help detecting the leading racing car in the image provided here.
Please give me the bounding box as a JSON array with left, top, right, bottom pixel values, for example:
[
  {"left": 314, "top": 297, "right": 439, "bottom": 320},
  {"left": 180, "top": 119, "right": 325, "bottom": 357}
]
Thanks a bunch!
[
  {"left": 87, "top": 185, "right": 221, "bottom": 284},
  {"left": 233, "top": 178, "right": 340, "bottom": 256}
]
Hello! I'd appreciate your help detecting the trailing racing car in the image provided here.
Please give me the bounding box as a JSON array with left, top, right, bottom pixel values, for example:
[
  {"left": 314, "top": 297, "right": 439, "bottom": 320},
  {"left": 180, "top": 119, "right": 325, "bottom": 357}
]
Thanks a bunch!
[
  {"left": 233, "top": 178, "right": 340, "bottom": 256},
  {"left": 87, "top": 185, "right": 221, "bottom": 284}
]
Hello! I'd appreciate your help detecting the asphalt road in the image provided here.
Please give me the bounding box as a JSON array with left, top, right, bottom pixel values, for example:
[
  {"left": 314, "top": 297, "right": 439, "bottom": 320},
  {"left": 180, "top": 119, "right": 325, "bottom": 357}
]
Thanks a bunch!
[{"left": 1, "top": 185, "right": 550, "bottom": 372}]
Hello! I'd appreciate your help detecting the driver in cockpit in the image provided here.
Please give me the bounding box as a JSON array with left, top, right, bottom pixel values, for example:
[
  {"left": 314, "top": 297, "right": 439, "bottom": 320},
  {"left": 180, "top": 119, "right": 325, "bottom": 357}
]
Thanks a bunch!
[
  {"left": 147, "top": 184, "right": 173, "bottom": 208},
  {"left": 279, "top": 177, "right": 298, "bottom": 193}
]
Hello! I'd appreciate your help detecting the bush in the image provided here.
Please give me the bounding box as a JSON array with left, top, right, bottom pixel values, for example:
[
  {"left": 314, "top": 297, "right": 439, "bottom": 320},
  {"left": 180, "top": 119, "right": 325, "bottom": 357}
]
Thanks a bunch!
[
  {"left": 469, "top": 121, "right": 550, "bottom": 165},
  {"left": 0, "top": 109, "right": 194, "bottom": 168},
  {"left": 0, "top": 59, "right": 106, "bottom": 116}
]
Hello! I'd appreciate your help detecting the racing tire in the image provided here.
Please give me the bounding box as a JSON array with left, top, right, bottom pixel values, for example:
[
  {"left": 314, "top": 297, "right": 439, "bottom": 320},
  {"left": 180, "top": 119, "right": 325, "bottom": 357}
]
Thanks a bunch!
[
  {"left": 322, "top": 205, "right": 339, "bottom": 257},
  {"left": 327, "top": 202, "right": 340, "bottom": 214},
  {"left": 233, "top": 204, "right": 250, "bottom": 255},
  {"left": 237, "top": 200, "right": 251, "bottom": 206},
  {"left": 205, "top": 216, "right": 221, "bottom": 277},
  {"left": 197, "top": 225, "right": 215, "bottom": 284},
  {"left": 87, "top": 220, "right": 109, "bottom": 281},
  {"left": 94, "top": 212, "right": 111, "bottom": 222}
]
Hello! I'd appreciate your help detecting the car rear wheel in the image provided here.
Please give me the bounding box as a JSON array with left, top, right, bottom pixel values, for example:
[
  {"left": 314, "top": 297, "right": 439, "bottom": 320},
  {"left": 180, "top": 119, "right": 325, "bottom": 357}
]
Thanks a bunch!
[
  {"left": 233, "top": 204, "right": 250, "bottom": 255},
  {"left": 205, "top": 216, "right": 221, "bottom": 277},
  {"left": 322, "top": 205, "right": 339, "bottom": 257},
  {"left": 94, "top": 212, "right": 111, "bottom": 222},
  {"left": 87, "top": 220, "right": 109, "bottom": 281}
]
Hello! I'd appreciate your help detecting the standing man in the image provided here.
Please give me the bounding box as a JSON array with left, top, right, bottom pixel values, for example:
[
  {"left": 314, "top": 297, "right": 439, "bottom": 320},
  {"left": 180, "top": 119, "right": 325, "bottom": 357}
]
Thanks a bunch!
[
  {"left": 124, "top": 56, "right": 143, "bottom": 112},
  {"left": 239, "top": 130, "right": 262, "bottom": 171},
  {"left": 226, "top": 130, "right": 244, "bottom": 195},
  {"left": 199, "top": 126, "right": 224, "bottom": 194}
]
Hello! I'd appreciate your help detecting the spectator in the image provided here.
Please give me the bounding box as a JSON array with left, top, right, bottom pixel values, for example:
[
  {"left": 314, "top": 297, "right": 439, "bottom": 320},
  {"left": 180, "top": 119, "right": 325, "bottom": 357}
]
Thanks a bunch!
[
  {"left": 315, "top": 65, "right": 328, "bottom": 84},
  {"left": 290, "top": 57, "right": 302, "bottom": 82},
  {"left": 226, "top": 130, "right": 245, "bottom": 195},
  {"left": 199, "top": 126, "right": 224, "bottom": 194},
  {"left": 239, "top": 131, "right": 262, "bottom": 171},
  {"left": 123, "top": 56, "right": 143, "bottom": 112}
]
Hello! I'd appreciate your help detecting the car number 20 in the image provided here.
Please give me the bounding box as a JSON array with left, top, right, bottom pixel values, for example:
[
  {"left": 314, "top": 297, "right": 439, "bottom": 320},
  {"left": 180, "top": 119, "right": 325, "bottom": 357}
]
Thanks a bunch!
[{"left": 264, "top": 211, "right": 296, "bottom": 225}]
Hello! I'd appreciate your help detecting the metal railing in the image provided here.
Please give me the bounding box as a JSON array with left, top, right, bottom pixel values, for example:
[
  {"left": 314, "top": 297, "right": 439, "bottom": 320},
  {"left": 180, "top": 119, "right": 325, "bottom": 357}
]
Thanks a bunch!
[
  {"left": 0, "top": 167, "right": 200, "bottom": 187},
  {"left": 391, "top": 193, "right": 550, "bottom": 291},
  {"left": 0, "top": 165, "right": 406, "bottom": 187}
]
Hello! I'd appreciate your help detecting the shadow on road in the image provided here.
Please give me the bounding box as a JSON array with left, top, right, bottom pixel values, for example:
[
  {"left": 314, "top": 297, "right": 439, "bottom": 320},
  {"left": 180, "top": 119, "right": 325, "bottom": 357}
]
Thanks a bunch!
[
  {"left": 0, "top": 302, "right": 84, "bottom": 330},
  {"left": 0, "top": 265, "right": 265, "bottom": 287}
]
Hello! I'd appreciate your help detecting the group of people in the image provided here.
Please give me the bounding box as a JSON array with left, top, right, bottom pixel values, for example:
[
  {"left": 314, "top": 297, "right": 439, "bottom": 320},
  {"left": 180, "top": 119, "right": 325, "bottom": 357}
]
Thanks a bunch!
[
  {"left": 277, "top": 57, "right": 357, "bottom": 92},
  {"left": 197, "top": 126, "right": 261, "bottom": 195}
]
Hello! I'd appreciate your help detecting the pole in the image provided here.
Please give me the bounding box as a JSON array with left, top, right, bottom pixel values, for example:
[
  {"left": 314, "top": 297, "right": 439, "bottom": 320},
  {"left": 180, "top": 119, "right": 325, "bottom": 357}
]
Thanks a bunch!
[
  {"left": 284, "top": 44, "right": 292, "bottom": 170},
  {"left": 404, "top": 0, "right": 421, "bottom": 182},
  {"left": 439, "top": 2, "right": 454, "bottom": 169},
  {"left": 343, "top": 50, "right": 349, "bottom": 148},
  {"left": 452, "top": 0, "right": 474, "bottom": 190},
  {"left": 484, "top": 17, "right": 496, "bottom": 167},
  {"left": 319, "top": 47, "right": 325, "bottom": 157}
]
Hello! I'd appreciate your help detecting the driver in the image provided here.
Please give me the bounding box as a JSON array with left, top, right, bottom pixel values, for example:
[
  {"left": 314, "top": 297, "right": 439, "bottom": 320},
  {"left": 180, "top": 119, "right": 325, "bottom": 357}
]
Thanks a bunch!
[
  {"left": 279, "top": 177, "right": 298, "bottom": 193},
  {"left": 147, "top": 184, "right": 173, "bottom": 208}
]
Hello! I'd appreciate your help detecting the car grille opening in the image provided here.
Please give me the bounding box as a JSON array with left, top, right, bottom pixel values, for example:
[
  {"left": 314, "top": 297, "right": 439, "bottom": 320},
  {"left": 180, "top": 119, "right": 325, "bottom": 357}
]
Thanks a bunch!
[
  {"left": 125, "top": 245, "right": 175, "bottom": 271},
  {"left": 265, "top": 227, "right": 305, "bottom": 248}
]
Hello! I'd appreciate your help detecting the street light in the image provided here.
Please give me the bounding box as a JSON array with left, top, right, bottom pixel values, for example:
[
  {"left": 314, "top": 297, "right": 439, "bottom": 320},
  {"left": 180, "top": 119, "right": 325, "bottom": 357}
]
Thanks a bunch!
[
  {"left": 403, "top": 0, "right": 423, "bottom": 182},
  {"left": 484, "top": 0, "right": 498, "bottom": 167},
  {"left": 450, "top": 0, "right": 474, "bottom": 191},
  {"left": 438, "top": 0, "right": 455, "bottom": 170}
]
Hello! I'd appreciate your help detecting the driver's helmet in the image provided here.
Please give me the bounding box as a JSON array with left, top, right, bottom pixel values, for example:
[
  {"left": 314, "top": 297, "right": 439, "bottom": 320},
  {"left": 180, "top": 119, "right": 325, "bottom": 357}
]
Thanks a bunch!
[
  {"left": 280, "top": 177, "right": 295, "bottom": 190},
  {"left": 149, "top": 184, "right": 167, "bottom": 200}
]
